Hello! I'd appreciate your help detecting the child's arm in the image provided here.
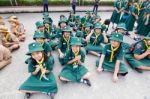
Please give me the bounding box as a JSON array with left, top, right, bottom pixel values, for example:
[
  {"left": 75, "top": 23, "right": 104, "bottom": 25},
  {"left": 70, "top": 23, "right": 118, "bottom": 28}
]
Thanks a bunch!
[
  {"left": 134, "top": 49, "right": 150, "bottom": 60},
  {"left": 102, "top": 32, "right": 108, "bottom": 43},
  {"left": 113, "top": 60, "right": 120, "bottom": 82},
  {"left": 97, "top": 54, "right": 105, "bottom": 72},
  {"left": 32, "top": 66, "right": 40, "bottom": 75}
]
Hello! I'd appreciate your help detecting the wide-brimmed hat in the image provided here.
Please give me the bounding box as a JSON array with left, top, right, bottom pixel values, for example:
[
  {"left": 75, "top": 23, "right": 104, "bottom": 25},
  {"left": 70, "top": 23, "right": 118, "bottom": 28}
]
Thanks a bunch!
[
  {"left": 94, "top": 23, "right": 102, "bottom": 29},
  {"left": 70, "top": 37, "right": 82, "bottom": 46},
  {"left": 26, "top": 42, "right": 44, "bottom": 55},
  {"left": 62, "top": 26, "right": 72, "bottom": 33},
  {"left": 33, "top": 31, "right": 45, "bottom": 40},
  {"left": 35, "top": 21, "right": 44, "bottom": 28},
  {"left": 109, "top": 32, "right": 123, "bottom": 42},
  {"left": 116, "top": 23, "right": 127, "bottom": 31}
]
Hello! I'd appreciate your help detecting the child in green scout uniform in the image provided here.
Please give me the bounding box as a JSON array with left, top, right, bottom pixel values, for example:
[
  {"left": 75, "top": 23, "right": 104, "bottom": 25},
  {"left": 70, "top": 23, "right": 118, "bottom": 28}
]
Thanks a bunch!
[
  {"left": 114, "top": 23, "right": 131, "bottom": 52},
  {"left": 125, "top": 3, "right": 139, "bottom": 31},
  {"left": 57, "top": 26, "right": 72, "bottom": 65},
  {"left": 110, "top": 0, "right": 124, "bottom": 28},
  {"left": 0, "top": 44, "right": 12, "bottom": 69},
  {"left": 19, "top": 42, "right": 58, "bottom": 99},
  {"left": 82, "top": 11, "right": 93, "bottom": 23},
  {"left": 8, "top": 17, "right": 26, "bottom": 42},
  {"left": 97, "top": 33, "right": 128, "bottom": 83},
  {"left": 85, "top": 23, "right": 108, "bottom": 56},
  {"left": 74, "top": 15, "right": 81, "bottom": 30},
  {"left": 75, "top": 30, "right": 87, "bottom": 47},
  {"left": 79, "top": 17, "right": 86, "bottom": 32},
  {"left": 68, "top": 11, "right": 76, "bottom": 27},
  {"left": 55, "top": 18, "right": 68, "bottom": 38},
  {"left": 137, "top": 8, "right": 150, "bottom": 36},
  {"left": 43, "top": 18, "right": 58, "bottom": 50},
  {"left": 35, "top": 21, "right": 45, "bottom": 33},
  {"left": 59, "top": 37, "right": 91, "bottom": 86},
  {"left": 120, "top": 0, "right": 130, "bottom": 23},
  {"left": 125, "top": 33, "right": 150, "bottom": 73},
  {"left": 0, "top": 25, "right": 20, "bottom": 52},
  {"left": 136, "top": 0, "right": 148, "bottom": 30},
  {"left": 83, "top": 22, "right": 92, "bottom": 39},
  {"left": 33, "top": 31, "right": 54, "bottom": 66}
]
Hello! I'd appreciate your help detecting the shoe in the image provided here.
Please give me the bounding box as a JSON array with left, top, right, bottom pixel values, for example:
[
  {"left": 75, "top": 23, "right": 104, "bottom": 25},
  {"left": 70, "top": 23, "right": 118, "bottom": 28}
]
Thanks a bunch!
[
  {"left": 47, "top": 92, "right": 55, "bottom": 99},
  {"left": 24, "top": 93, "right": 31, "bottom": 99},
  {"left": 82, "top": 79, "right": 92, "bottom": 87}
]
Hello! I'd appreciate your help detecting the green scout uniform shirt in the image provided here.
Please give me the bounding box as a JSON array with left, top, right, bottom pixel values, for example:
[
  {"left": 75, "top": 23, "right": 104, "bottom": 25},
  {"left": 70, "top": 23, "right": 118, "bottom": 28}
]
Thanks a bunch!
[{"left": 102, "top": 43, "right": 124, "bottom": 63}]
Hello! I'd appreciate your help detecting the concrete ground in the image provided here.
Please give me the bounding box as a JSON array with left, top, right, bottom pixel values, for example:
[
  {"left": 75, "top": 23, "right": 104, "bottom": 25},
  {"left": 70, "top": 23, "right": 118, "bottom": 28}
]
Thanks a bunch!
[{"left": 0, "top": 12, "right": 150, "bottom": 99}]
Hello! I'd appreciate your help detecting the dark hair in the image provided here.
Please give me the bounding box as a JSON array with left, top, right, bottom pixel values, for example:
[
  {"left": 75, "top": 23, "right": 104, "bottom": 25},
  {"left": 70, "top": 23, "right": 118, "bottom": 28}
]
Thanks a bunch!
[{"left": 31, "top": 52, "right": 48, "bottom": 65}]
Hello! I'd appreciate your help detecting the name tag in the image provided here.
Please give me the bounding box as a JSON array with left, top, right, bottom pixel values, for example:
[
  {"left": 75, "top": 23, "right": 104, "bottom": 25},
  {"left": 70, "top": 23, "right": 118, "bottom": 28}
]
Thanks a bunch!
[{"left": 63, "top": 43, "right": 66, "bottom": 45}]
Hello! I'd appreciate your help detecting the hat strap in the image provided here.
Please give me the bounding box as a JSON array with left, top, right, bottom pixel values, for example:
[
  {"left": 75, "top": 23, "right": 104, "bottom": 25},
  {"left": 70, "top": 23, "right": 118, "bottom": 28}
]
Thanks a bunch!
[
  {"left": 93, "top": 32, "right": 100, "bottom": 46},
  {"left": 143, "top": 39, "right": 150, "bottom": 50},
  {"left": 36, "top": 57, "right": 47, "bottom": 80},
  {"left": 72, "top": 50, "right": 79, "bottom": 65},
  {"left": 63, "top": 35, "right": 70, "bottom": 49},
  {"left": 109, "top": 45, "right": 119, "bottom": 62}
]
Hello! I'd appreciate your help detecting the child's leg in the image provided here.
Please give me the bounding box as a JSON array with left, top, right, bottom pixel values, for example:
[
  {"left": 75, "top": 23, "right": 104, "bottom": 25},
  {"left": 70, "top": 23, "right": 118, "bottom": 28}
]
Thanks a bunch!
[
  {"left": 0, "top": 58, "right": 11, "bottom": 69},
  {"left": 89, "top": 51, "right": 100, "bottom": 57},
  {"left": 9, "top": 44, "right": 20, "bottom": 52},
  {"left": 138, "top": 66, "right": 150, "bottom": 71},
  {"left": 82, "top": 72, "right": 90, "bottom": 80},
  {"left": 59, "top": 76, "right": 71, "bottom": 82},
  {"left": 19, "top": 35, "right": 26, "bottom": 42}
]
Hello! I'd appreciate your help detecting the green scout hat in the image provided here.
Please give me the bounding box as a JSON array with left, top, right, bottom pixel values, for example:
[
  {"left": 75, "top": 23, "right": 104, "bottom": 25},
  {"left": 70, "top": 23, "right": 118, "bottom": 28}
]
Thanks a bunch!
[
  {"left": 75, "top": 15, "right": 80, "bottom": 19},
  {"left": 43, "top": 18, "right": 51, "bottom": 24},
  {"left": 85, "top": 22, "right": 92, "bottom": 27},
  {"left": 62, "top": 26, "right": 72, "bottom": 33},
  {"left": 94, "top": 23, "right": 102, "bottom": 29},
  {"left": 145, "top": 33, "right": 150, "bottom": 40},
  {"left": 35, "top": 21, "right": 44, "bottom": 28},
  {"left": 76, "top": 30, "right": 83, "bottom": 37},
  {"left": 81, "top": 17, "right": 86, "bottom": 23},
  {"left": 26, "top": 42, "right": 44, "bottom": 55},
  {"left": 70, "top": 37, "right": 82, "bottom": 46},
  {"left": 58, "top": 18, "right": 68, "bottom": 26},
  {"left": 116, "top": 23, "right": 127, "bottom": 31},
  {"left": 33, "top": 31, "right": 45, "bottom": 40},
  {"left": 109, "top": 32, "right": 123, "bottom": 42}
]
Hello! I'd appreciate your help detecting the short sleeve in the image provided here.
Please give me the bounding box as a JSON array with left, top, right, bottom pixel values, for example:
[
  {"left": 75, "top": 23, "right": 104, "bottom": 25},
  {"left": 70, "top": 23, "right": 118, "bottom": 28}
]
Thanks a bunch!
[
  {"left": 102, "top": 44, "right": 109, "bottom": 55},
  {"left": 117, "top": 47, "right": 124, "bottom": 60},
  {"left": 133, "top": 42, "right": 145, "bottom": 55},
  {"left": 28, "top": 59, "right": 35, "bottom": 73},
  {"left": 80, "top": 49, "right": 86, "bottom": 62}
]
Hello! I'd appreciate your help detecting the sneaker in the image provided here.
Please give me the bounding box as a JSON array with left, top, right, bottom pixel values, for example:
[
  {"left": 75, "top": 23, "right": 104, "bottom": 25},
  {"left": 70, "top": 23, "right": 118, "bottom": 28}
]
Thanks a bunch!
[
  {"left": 24, "top": 93, "right": 31, "bottom": 99},
  {"left": 47, "top": 92, "right": 55, "bottom": 99},
  {"left": 82, "top": 79, "right": 92, "bottom": 87}
]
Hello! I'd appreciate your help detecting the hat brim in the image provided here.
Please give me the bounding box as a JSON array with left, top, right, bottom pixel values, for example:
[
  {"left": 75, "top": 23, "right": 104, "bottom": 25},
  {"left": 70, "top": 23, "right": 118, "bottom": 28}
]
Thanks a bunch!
[
  {"left": 26, "top": 49, "right": 44, "bottom": 55},
  {"left": 116, "top": 27, "right": 127, "bottom": 31},
  {"left": 109, "top": 37, "right": 123, "bottom": 42},
  {"left": 70, "top": 43, "right": 82, "bottom": 46}
]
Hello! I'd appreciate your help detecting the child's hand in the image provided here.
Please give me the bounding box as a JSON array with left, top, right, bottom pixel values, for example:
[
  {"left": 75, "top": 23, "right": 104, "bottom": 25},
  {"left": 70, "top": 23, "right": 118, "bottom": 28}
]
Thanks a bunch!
[
  {"left": 97, "top": 67, "right": 103, "bottom": 73},
  {"left": 113, "top": 75, "right": 118, "bottom": 83},
  {"left": 59, "top": 52, "right": 64, "bottom": 58}
]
